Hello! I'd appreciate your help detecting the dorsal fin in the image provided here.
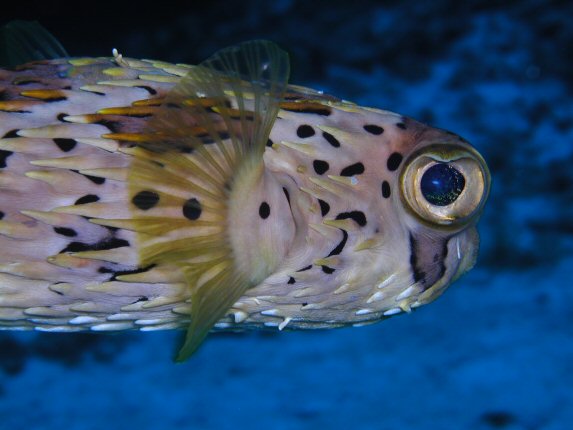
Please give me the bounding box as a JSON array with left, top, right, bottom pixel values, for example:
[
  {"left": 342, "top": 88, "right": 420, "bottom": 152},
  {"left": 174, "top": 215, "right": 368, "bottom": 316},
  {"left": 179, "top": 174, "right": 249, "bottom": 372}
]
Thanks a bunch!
[
  {"left": 0, "top": 20, "right": 68, "bottom": 67},
  {"left": 127, "top": 41, "right": 289, "bottom": 360}
]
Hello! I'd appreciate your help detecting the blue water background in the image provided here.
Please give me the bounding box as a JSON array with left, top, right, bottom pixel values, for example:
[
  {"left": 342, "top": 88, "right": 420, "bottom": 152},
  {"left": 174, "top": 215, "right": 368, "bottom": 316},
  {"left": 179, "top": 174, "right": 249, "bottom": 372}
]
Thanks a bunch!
[{"left": 0, "top": 1, "right": 571, "bottom": 429}]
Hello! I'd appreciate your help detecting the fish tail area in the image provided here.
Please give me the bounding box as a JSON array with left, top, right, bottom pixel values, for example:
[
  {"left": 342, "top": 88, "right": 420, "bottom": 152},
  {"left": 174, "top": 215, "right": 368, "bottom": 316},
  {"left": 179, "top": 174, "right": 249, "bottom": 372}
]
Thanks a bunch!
[{"left": 127, "top": 41, "right": 289, "bottom": 360}]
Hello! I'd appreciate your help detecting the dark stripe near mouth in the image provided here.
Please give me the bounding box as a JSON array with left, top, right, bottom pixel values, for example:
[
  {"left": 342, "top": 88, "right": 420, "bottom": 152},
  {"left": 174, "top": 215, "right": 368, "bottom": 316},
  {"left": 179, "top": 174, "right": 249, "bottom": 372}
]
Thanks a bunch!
[{"left": 409, "top": 233, "right": 449, "bottom": 291}]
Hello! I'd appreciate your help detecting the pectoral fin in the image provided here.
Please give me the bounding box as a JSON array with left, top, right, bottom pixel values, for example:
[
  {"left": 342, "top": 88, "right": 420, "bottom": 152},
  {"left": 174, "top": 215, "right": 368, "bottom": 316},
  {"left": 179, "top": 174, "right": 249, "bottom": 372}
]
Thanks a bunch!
[{"left": 127, "top": 40, "right": 289, "bottom": 360}]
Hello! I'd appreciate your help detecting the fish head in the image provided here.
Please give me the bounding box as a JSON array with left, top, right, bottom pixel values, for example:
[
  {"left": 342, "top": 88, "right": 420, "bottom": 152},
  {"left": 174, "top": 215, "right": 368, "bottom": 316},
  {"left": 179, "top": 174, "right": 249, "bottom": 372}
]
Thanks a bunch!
[{"left": 378, "top": 116, "right": 490, "bottom": 309}]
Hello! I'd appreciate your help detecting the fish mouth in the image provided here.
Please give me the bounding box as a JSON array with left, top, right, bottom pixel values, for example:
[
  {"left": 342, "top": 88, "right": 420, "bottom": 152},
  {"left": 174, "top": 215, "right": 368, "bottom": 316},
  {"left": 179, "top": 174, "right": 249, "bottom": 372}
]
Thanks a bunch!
[{"left": 410, "top": 226, "right": 479, "bottom": 308}]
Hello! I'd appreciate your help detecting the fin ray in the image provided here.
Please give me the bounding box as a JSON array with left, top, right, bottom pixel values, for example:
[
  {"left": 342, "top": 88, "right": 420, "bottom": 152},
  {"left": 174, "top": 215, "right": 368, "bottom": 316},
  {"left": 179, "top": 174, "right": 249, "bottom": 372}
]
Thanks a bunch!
[
  {"left": 127, "top": 40, "right": 289, "bottom": 360},
  {"left": 0, "top": 20, "right": 68, "bottom": 67}
]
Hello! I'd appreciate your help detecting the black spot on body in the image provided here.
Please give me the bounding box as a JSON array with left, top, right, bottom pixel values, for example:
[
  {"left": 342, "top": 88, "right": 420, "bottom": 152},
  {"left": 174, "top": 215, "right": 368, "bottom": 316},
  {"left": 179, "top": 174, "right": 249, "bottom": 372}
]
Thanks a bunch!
[
  {"left": 95, "top": 119, "right": 121, "bottom": 133},
  {"left": 387, "top": 152, "right": 403, "bottom": 171},
  {"left": 60, "top": 238, "right": 129, "bottom": 254},
  {"left": 322, "top": 266, "right": 335, "bottom": 274},
  {"left": 297, "top": 265, "right": 312, "bottom": 272},
  {"left": 266, "top": 139, "right": 274, "bottom": 147},
  {"left": 364, "top": 124, "right": 384, "bottom": 135},
  {"left": 336, "top": 211, "right": 367, "bottom": 227},
  {"left": 135, "top": 85, "right": 157, "bottom": 95},
  {"left": 57, "top": 113, "right": 69, "bottom": 122},
  {"left": 2, "top": 129, "right": 19, "bottom": 138},
  {"left": 0, "top": 150, "right": 13, "bottom": 168},
  {"left": 296, "top": 125, "right": 315, "bottom": 138},
  {"left": 340, "top": 162, "right": 365, "bottom": 177},
  {"left": 74, "top": 194, "right": 99, "bottom": 205},
  {"left": 82, "top": 174, "right": 105, "bottom": 185},
  {"left": 183, "top": 198, "right": 202, "bottom": 220},
  {"left": 107, "top": 264, "right": 156, "bottom": 282},
  {"left": 53, "top": 227, "right": 77, "bottom": 237},
  {"left": 318, "top": 199, "right": 330, "bottom": 216},
  {"left": 287, "top": 277, "right": 295, "bottom": 285},
  {"left": 132, "top": 190, "right": 159, "bottom": 210},
  {"left": 313, "top": 160, "right": 329, "bottom": 175},
  {"left": 0, "top": 211, "right": 4, "bottom": 220},
  {"left": 381, "top": 181, "right": 391, "bottom": 198},
  {"left": 396, "top": 122, "right": 407, "bottom": 130},
  {"left": 283, "top": 187, "right": 290, "bottom": 205},
  {"left": 322, "top": 131, "right": 340, "bottom": 148},
  {"left": 53, "top": 138, "right": 76, "bottom": 152},
  {"left": 327, "top": 230, "right": 348, "bottom": 257},
  {"left": 45, "top": 95, "right": 66, "bottom": 102},
  {"left": 259, "top": 202, "right": 270, "bottom": 219}
]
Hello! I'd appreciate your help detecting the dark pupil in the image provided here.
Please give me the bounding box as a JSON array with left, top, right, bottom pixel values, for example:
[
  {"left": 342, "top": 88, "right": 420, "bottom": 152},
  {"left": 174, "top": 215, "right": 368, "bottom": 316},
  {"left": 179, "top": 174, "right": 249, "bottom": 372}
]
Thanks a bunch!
[{"left": 420, "top": 163, "right": 465, "bottom": 206}]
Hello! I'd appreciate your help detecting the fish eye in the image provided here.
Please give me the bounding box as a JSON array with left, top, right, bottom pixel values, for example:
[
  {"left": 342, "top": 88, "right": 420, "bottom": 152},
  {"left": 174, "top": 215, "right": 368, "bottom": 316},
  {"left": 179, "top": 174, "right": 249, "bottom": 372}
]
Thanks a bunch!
[{"left": 399, "top": 143, "right": 490, "bottom": 228}]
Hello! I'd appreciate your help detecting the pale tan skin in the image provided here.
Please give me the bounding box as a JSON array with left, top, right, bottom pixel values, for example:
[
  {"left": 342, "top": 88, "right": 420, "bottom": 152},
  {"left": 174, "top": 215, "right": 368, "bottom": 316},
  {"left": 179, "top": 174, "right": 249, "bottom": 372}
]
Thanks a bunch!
[{"left": 0, "top": 55, "right": 488, "bottom": 345}]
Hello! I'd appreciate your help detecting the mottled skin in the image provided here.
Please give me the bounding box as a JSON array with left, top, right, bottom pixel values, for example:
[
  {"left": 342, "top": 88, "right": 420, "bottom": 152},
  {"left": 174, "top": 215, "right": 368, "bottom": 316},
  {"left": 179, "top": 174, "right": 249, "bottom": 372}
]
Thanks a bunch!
[{"left": 0, "top": 56, "right": 486, "bottom": 335}]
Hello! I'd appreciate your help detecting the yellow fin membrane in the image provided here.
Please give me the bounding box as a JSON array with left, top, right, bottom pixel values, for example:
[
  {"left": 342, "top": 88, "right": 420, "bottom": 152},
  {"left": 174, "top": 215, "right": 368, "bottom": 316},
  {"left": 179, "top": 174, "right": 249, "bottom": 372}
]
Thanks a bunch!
[{"left": 128, "top": 41, "right": 289, "bottom": 360}]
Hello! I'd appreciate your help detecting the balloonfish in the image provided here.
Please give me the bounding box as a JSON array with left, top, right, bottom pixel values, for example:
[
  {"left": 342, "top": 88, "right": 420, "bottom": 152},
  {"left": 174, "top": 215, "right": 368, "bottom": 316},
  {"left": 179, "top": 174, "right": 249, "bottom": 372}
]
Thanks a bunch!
[{"left": 0, "top": 22, "right": 490, "bottom": 360}]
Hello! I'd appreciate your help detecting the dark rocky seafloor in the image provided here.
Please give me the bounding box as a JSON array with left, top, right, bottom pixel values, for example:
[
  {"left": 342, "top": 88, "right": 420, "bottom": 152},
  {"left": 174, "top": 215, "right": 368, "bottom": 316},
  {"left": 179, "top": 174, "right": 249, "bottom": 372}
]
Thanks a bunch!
[{"left": 0, "top": 1, "right": 571, "bottom": 429}]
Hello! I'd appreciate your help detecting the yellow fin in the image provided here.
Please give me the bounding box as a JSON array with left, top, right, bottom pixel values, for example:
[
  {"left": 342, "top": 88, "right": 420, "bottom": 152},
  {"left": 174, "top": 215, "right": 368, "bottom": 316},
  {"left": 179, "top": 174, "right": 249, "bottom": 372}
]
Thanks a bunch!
[{"left": 127, "top": 41, "right": 289, "bottom": 361}]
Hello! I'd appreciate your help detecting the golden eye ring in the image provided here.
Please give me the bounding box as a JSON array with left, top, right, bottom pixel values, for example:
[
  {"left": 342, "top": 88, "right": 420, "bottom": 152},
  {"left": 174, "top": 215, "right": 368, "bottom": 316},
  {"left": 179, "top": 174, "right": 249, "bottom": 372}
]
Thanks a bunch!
[{"left": 399, "top": 143, "right": 490, "bottom": 228}]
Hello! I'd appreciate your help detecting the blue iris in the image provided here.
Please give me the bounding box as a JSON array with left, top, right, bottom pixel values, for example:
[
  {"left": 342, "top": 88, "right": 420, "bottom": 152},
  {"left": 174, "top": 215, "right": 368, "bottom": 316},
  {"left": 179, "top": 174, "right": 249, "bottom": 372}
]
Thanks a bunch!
[{"left": 420, "top": 163, "right": 465, "bottom": 206}]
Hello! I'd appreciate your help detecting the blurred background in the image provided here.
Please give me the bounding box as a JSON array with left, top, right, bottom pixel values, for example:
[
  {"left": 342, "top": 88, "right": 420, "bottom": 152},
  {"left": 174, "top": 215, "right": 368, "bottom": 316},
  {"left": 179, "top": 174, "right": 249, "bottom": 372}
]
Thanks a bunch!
[{"left": 0, "top": 1, "right": 571, "bottom": 429}]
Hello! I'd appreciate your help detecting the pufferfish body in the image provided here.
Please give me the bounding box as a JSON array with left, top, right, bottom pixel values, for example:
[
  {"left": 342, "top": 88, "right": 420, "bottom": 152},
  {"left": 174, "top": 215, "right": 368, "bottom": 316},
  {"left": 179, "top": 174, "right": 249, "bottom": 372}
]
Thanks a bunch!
[{"left": 0, "top": 22, "right": 489, "bottom": 359}]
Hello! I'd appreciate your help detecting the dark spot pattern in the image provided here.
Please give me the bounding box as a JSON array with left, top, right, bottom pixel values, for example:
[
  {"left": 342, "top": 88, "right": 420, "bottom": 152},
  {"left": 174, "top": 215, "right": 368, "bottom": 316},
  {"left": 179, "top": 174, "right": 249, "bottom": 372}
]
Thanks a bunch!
[
  {"left": 322, "top": 266, "right": 335, "bottom": 274},
  {"left": 336, "top": 211, "right": 367, "bottom": 227},
  {"left": 53, "top": 138, "right": 76, "bottom": 152},
  {"left": 2, "top": 129, "right": 19, "bottom": 138},
  {"left": 340, "top": 162, "right": 365, "bottom": 177},
  {"left": 287, "top": 277, "right": 295, "bottom": 285},
  {"left": 74, "top": 194, "right": 99, "bottom": 205},
  {"left": 318, "top": 199, "right": 330, "bottom": 216},
  {"left": 259, "top": 202, "right": 271, "bottom": 219},
  {"left": 408, "top": 234, "right": 449, "bottom": 289},
  {"left": 0, "top": 211, "right": 4, "bottom": 220},
  {"left": 381, "top": 181, "right": 391, "bottom": 198},
  {"left": 60, "top": 238, "right": 129, "bottom": 254},
  {"left": 364, "top": 124, "right": 384, "bottom": 135},
  {"left": 183, "top": 198, "right": 202, "bottom": 220},
  {"left": 135, "top": 85, "right": 157, "bottom": 95},
  {"left": 322, "top": 131, "right": 340, "bottom": 148},
  {"left": 105, "top": 264, "right": 156, "bottom": 282},
  {"left": 387, "top": 152, "right": 403, "bottom": 171},
  {"left": 95, "top": 119, "right": 121, "bottom": 133},
  {"left": 266, "top": 139, "right": 273, "bottom": 147},
  {"left": 82, "top": 173, "right": 105, "bottom": 185},
  {"left": 53, "top": 227, "right": 77, "bottom": 237},
  {"left": 0, "top": 150, "right": 13, "bottom": 168},
  {"left": 297, "top": 265, "right": 312, "bottom": 272},
  {"left": 327, "top": 230, "right": 348, "bottom": 257},
  {"left": 296, "top": 125, "right": 315, "bottom": 138},
  {"left": 132, "top": 190, "right": 159, "bottom": 210},
  {"left": 409, "top": 234, "right": 425, "bottom": 284},
  {"left": 396, "top": 122, "right": 407, "bottom": 130},
  {"left": 57, "top": 113, "right": 69, "bottom": 122},
  {"left": 313, "top": 160, "right": 329, "bottom": 175},
  {"left": 283, "top": 187, "right": 290, "bottom": 205}
]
